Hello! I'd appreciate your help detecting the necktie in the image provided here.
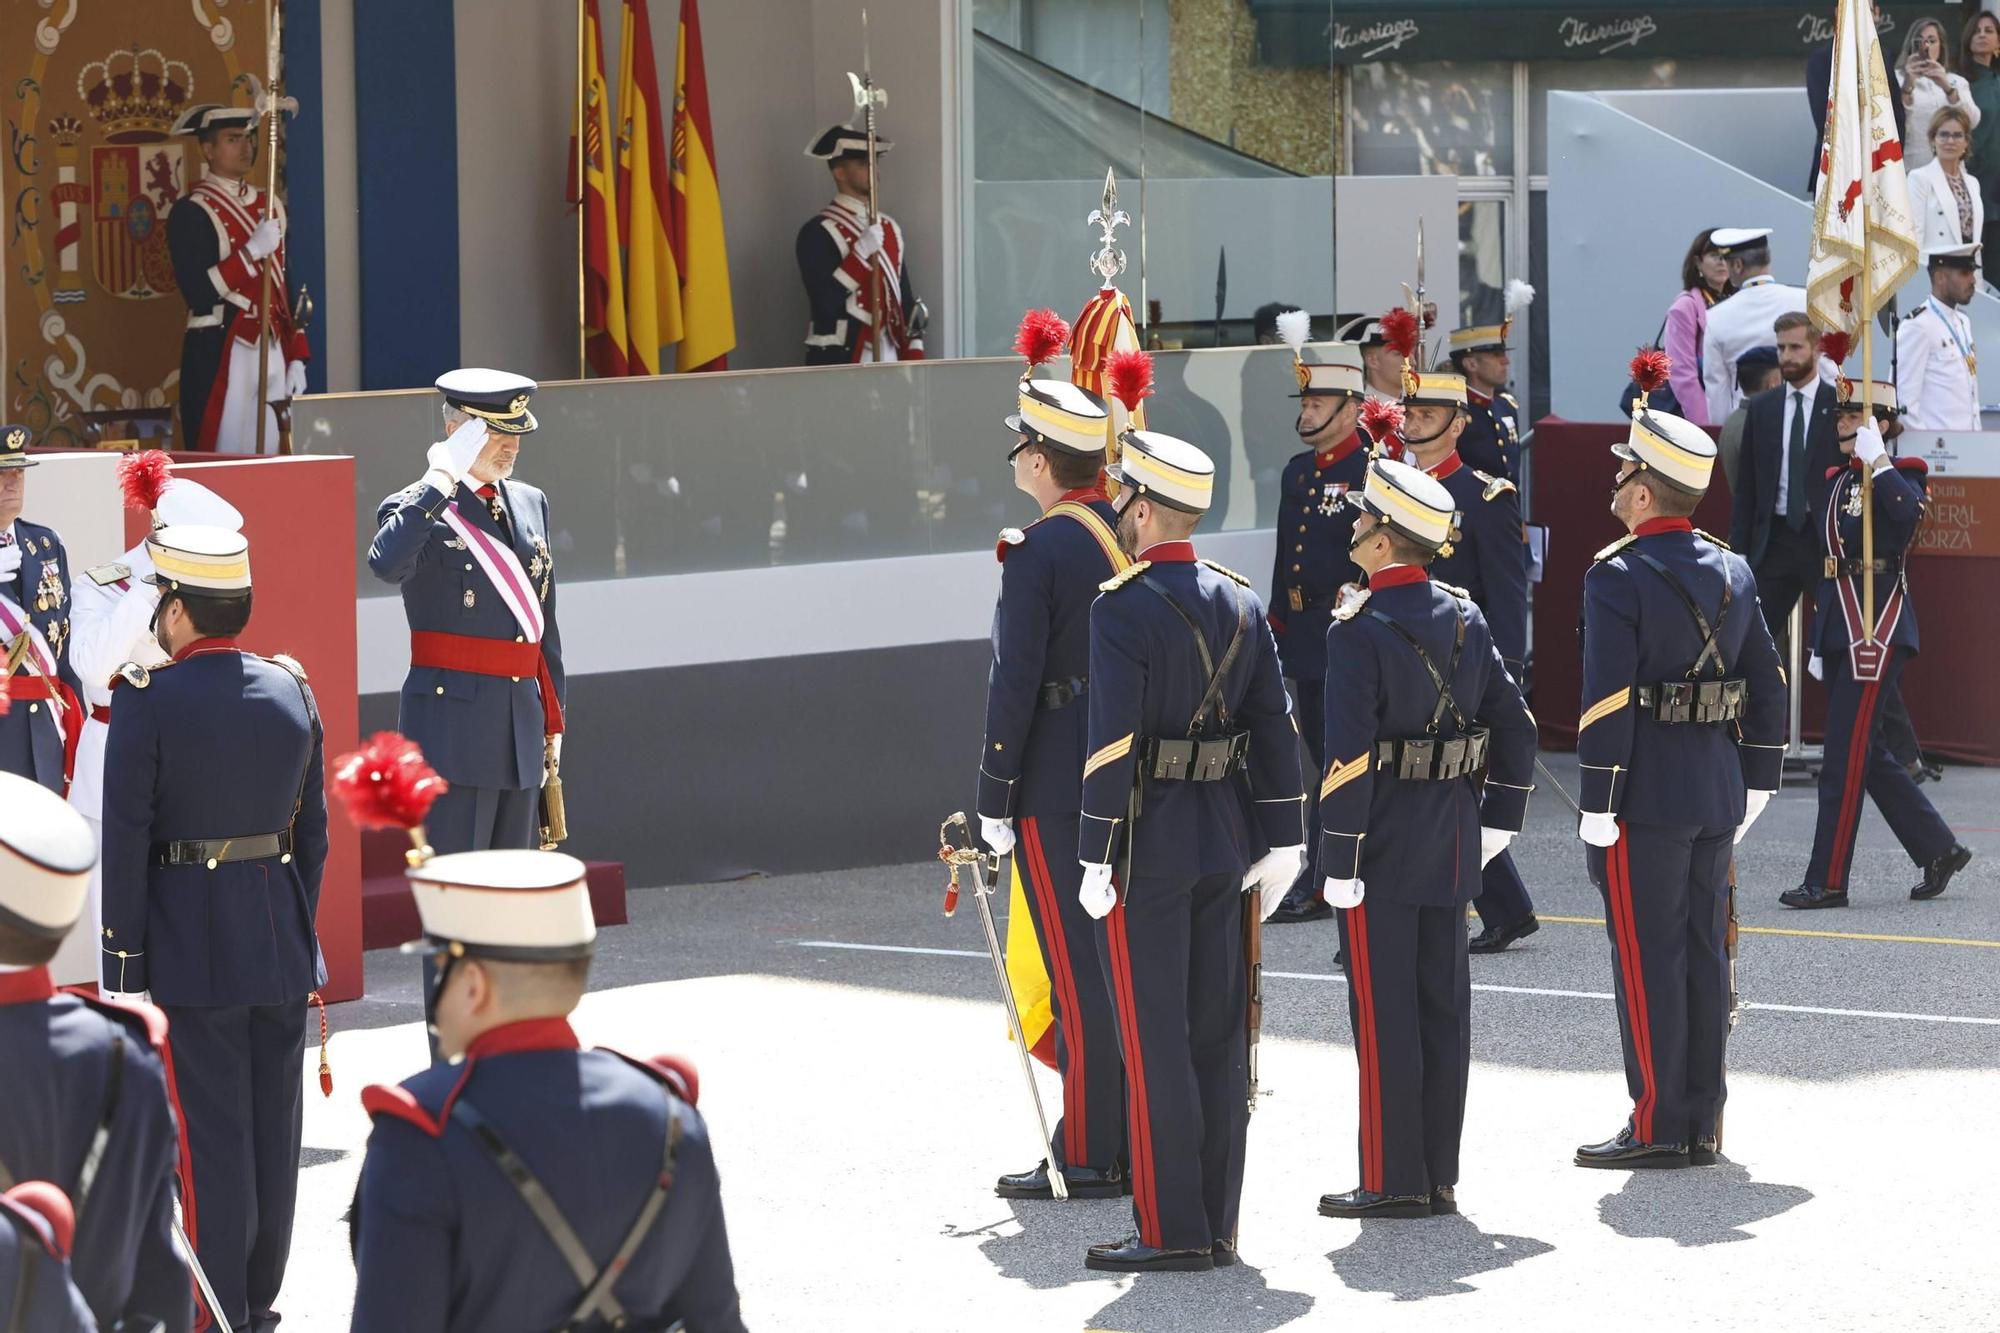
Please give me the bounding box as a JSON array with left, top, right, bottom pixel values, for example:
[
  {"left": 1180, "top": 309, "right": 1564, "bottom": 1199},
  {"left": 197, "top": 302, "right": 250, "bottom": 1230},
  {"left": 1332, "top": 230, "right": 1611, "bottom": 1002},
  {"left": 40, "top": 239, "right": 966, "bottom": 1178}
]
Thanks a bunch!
[{"left": 1786, "top": 391, "right": 1808, "bottom": 531}]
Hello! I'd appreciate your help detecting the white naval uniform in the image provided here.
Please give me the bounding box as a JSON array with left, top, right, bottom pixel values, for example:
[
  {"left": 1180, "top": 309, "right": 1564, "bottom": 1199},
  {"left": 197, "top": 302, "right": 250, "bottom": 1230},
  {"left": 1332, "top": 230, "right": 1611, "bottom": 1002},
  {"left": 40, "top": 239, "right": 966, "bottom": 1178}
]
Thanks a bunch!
[
  {"left": 1701, "top": 274, "right": 1809, "bottom": 423},
  {"left": 1896, "top": 298, "right": 1981, "bottom": 432},
  {"left": 54, "top": 545, "right": 165, "bottom": 987}
]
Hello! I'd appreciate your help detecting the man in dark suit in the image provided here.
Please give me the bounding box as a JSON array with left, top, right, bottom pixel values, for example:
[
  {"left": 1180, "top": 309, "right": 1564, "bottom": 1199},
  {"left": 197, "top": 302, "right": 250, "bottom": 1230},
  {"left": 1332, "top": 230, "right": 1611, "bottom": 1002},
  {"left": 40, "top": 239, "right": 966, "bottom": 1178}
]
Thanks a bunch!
[
  {"left": 1727, "top": 312, "right": 1840, "bottom": 665},
  {"left": 1807, "top": 2, "right": 1905, "bottom": 194}
]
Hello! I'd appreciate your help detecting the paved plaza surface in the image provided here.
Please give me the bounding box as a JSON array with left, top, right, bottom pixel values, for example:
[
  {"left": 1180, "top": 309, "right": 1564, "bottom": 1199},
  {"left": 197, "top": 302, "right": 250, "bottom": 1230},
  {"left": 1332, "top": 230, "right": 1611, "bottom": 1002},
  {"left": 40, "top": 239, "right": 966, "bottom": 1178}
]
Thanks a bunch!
[{"left": 284, "top": 755, "right": 1998, "bottom": 1331}]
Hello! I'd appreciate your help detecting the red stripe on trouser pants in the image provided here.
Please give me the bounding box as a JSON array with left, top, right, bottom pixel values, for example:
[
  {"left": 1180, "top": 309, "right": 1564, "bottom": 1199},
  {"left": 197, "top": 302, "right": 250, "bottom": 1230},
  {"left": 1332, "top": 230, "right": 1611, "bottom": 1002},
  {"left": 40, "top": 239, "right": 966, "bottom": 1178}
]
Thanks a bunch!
[
  {"left": 1606, "top": 829, "right": 1659, "bottom": 1141},
  {"left": 1346, "top": 903, "right": 1383, "bottom": 1193},
  {"left": 1827, "top": 679, "right": 1882, "bottom": 890},
  {"left": 1104, "top": 900, "right": 1159, "bottom": 1245},
  {"left": 1018, "top": 817, "right": 1086, "bottom": 1166}
]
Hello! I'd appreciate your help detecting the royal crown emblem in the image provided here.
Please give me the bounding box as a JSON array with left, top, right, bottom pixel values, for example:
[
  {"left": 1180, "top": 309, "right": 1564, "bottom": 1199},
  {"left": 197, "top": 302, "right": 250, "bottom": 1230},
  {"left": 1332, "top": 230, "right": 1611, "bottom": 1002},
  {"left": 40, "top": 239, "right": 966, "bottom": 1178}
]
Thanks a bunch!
[
  {"left": 77, "top": 48, "right": 192, "bottom": 143},
  {"left": 509, "top": 394, "right": 531, "bottom": 415},
  {"left": 3, "top": 428, "right": 24, "bottom": 450}
]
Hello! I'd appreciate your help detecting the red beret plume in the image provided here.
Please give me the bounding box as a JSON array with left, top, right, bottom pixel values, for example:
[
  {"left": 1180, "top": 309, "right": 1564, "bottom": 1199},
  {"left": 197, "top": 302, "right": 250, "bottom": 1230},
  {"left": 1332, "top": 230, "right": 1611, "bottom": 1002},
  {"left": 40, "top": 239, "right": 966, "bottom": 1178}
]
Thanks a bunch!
[
  {"left": 331, "top": 732, "right": 449, "bottom": 833},
  {"left": 1014, "top": 308, "right": 1071, "bottom": 371},
  {"left": 1818, "top": 329, "right": 1852, "bottom": 368},
  {"left": 1360, "top": 397, "right": 1406, "bottom": 445},
  {"left": 117, "top": 450, "right": 173, "bottom": 512},
  {"left": 1107, "top": 348, "right": 1155, "bottom": 415},
  {"left": 1628, "top": 347, "right": 1672, "bottom": 398},
  {"left": 1379, "top": 307, "right": 1420, "bottom": 361}
]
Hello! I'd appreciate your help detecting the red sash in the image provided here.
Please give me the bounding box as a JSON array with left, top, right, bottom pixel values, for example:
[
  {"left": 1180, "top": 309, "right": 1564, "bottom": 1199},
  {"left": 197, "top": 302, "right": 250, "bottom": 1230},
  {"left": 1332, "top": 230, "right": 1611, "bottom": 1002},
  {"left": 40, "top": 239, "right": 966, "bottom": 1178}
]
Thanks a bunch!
[{"left": 408, "top": 631, "right": 565, "bottom": 736}]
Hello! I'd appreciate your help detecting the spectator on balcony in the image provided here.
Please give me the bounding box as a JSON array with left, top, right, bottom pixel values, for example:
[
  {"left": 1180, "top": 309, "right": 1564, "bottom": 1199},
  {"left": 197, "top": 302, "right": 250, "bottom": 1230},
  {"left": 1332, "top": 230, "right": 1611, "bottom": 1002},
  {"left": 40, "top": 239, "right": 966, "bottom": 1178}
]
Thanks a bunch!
[
  {"left": 1900, "top": 19, "right": 1978, "bottom": 171},
  {"left": 1908, "top": 108, "right": 1984, "bottom": 275},
  {"left": 1960, "top": 10, "right": 2000, "bottom": 264},
  {"left": 1661, "top": 229, "right": 1735, "bottom": 427}
]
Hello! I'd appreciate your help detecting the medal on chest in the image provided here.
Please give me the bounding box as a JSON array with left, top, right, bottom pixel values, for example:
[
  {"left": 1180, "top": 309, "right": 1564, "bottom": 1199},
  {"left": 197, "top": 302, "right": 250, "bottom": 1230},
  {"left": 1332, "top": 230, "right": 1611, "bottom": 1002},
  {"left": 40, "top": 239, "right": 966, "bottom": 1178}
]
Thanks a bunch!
[
  {"left": 1843, "top": 481, "right": 1865, "bottom": 518},
  {"left": 530, "top": 538, "right": 553, "bottom": 600},
  {"left": 1316, "top": 484, "right": 1348, "bottom": 517},
  {"left": 34, "top": 561, "right": 64, "bottom": 613}
]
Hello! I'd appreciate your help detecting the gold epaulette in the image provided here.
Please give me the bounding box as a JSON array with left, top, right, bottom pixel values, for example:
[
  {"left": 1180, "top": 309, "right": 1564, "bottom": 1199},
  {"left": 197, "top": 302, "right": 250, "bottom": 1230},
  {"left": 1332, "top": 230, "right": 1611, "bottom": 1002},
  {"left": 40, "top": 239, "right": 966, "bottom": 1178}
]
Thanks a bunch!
[
  {"left": 86, "top": 563, "right": 132, "bottom": 586},
  {"left": 1594, "top": 534, "right": 1637, "bottom": 562},
  {"left": 1099, "top": 561, "right": 1151, "bottom": 593},
  {"left": 1694, "top": 527, "right": 1732, "bottom": 552},
  {"left": 267, "top": 653, "right": 309, "bottom": 682},
  {"left": 1435, "top": 580, "right": 1471, "bottom": 600},
  {"left": 114, "top": 662, "right": 152, "bottom": 689},
  {"left": 1473, "top": 469, "right": 1517, "bottom": 501},
  {"left": 1330, "top": 589, "right": 1372, "bottom": 622},
  {"left": 1200, "top": 559, "right": 1253, "bottom": 588}
]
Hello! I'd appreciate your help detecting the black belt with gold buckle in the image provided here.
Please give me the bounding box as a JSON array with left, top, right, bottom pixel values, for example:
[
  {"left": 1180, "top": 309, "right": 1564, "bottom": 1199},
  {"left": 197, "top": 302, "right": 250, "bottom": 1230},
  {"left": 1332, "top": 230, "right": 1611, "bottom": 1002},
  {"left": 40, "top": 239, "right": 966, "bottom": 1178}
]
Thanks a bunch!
[
  {"left": 1824, "top": 556, "right": 1898, "bottom": 579},
  {"left": 152, "top": 829, "right": 295, "bottom": 868}
]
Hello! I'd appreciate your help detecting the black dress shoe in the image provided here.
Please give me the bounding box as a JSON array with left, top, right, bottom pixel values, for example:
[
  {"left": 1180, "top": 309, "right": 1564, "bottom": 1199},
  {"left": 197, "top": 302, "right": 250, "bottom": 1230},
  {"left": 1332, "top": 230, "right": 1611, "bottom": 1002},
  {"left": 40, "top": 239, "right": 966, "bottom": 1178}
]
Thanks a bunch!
[
  {"left": 995, "top": 1161, "right": 1129, "bottom": 1199},
  {"left": 1575, "top": 1126, "right": 1689, "bottom": 1169},
  {"left": 1084, "top": 1237, "right": 1213, "bottom": 1272},
  {"left": 1267, "top": 897, "right": 1334, "bottom": 924},
  {"left": 1317, "top": 1188, "right": 1432, "bottom": 1218},
  {"left": 1690, "top": 1137, "right": 1721, "bottom": 1166},
  {"left": 1468, "top": 915, "right": 1540, "bottom": 954},
  {"left": 1912, "top": 844, "right": 1972, "bottom": 901},
  {"left": 1429, "top": 1186, "right": 1458, "bottom": 1216},
  {"left": 1779, "top": 884, "right": 1848, "bottom": 910},
  {"left": 1210, "top": 1239, "right": 1238, "bottom": 1268}
]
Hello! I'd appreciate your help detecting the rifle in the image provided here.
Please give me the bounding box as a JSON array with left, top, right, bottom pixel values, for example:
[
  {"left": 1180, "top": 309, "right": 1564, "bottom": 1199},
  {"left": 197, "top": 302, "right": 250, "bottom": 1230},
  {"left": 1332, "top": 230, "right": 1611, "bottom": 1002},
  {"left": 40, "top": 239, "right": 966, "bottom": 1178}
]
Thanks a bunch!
[{"left": 848, "top": 11, "right": 889, "bottom": 363}]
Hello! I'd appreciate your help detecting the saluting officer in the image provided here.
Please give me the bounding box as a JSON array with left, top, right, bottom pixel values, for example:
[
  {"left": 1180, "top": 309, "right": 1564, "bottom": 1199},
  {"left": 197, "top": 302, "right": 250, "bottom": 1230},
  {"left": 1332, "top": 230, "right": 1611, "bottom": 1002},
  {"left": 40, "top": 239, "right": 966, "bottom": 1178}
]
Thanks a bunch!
[
  {"left": 0, "top": 1185, "right": 98, "bottom": 1333},
  {"left": 1389, "top": 350, "right": 1540, "bottom": 953},
  {"left": 978, "top": 360, "right": 1130, "bottom": 1199},
  {"left": 1784, "top": 379, "right": 1972, "bottom": 909},
  {"left": 1075, "top": 431, "right": 1306, "bottom": 1273},
  {"left": 0, "top": 423, "right": 81, "bottom": 796},
  {"left": 99, "top": 525, "right": 328, "bottom": 1332},
  {"left": 351, "top": 849, "right": 746, "bottom": 1331},
  {"left": 1266, "top": 322, "right": 1370, "bottom": 925},
  {"left": 0, "top": 772, "right": 190, "bottom": 1331},
  {"left": 1574, "top": 401, "right": 1786, "bottom": 1168},
  {"left": 1314, "top": 459, "right": 1537, "bottom": 1220},
  {"left": 1448, "top": 286, "right": 1532, "bottom": 481}
]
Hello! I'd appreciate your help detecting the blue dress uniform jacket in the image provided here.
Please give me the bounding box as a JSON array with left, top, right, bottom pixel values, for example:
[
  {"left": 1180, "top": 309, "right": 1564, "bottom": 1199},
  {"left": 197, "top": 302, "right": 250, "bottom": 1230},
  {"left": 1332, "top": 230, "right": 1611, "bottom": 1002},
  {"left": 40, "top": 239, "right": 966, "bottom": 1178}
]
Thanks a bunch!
[
  {"left": 1316, "top": 575, "right": 1537, "bottom": 899},
  {"left": 1812, "top": 459, "right": 1927, "bottom": 663},
  {"left": 1267, "top": 433, "right": 1371, "bottom": 685},
  {"left": 0, "top": 1190, "right": 97, "bottom": 1333},
  {"left": 1458, "top": 388, "right": 1521, "bottom": 481},
  {"left": 352, "top": 1020, "right": 746, "bottom": 1333},
  {"left": 0, "top": 519, "right": 79, "bottom": 792},
  {"left": 99, "top": 646, "right": 328, "bottom": 1004},
  {"left": 1426, "top": 454, "right": 1528, "bottom": 679},
  {"left": 369, "top": 479, "right": 565, "bottom": 793},
  {"left": 977, "top": 492, "right": 1124, "bottom": 821},
  {"left": 0, "top": 974, "right": 190, "bottom": 1332}
]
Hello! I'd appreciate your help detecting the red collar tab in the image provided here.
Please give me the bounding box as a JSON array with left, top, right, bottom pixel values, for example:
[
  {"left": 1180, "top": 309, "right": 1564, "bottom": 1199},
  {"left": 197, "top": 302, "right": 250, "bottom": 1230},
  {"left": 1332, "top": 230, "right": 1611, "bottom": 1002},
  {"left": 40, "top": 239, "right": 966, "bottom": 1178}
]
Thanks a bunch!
[
  {"left": 1425, "top": 451, "right": 1465, "bottom": 481},
  {"left": 1137, "top": 540, "right": 1197, "bottom": 564},
  {"left": 1634, "top": 518, "right": 1694, "bottom": 537},
  {"left": 463, "top": 1016, "right": 581, "bottom": 1063},
  {"left": 1315, "top": 431, "right": 1364, "bottom": 468},
  {"left": 1467, "top": 386, "right": 1493, "bottom": 406},
  {"left": 0, "top": 967, "right": 55, "bottom": 1006},
  {"left": 1368, "top": 565, "right": 1430, "bottom": 590},
  {"left": 1056, "top": 485, "right": 1108, "bottom": 506},
  {"left": 172, "top": 636, "right": 241, "bottom": 663}
]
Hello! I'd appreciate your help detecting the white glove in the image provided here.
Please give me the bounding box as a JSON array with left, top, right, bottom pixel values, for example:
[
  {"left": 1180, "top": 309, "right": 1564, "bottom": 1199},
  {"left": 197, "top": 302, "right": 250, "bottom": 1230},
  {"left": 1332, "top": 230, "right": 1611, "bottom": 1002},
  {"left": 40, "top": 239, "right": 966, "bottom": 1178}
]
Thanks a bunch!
[
  {"left": 244, "top": 216, "right": 284, "bottom": 260},
  {"left": 1807, "top": 653, "right": 1824, "bottom": 682},
  {"left": 853, "top": 222, "right": 885, "bottom": 262},
  {"left": 1079, "top": 862, "right": 1116, "bottom": 920},
  {"left": 1853, "top": 423, "right": 1887, "bottom": 467},
  {"left": 0, "top": 543, "right": 18, "bottom": 580},
  {"left": 549, "top": 733, "right": 564, "bottom": 768},
  {"left": 424, "top": 417, "right": 489, "bottom": 489},
  {"left": 1322, "top": 875, "right": 1365, "bottom": 909},
  {"left": 1734, "top": 789, "right": 1774, "bottom": 845},
  {"left": 1479, "top": 827, "right": 1515, "bottom": 868},
  {"left": 285, "top": 360, "right": 308, "bottom": 399},
  {"left": 103, "top": 990, "right": 151, "bottom": 1007},
  {"left": 1242, "top": 845, "right": 1308, "bottom": 921},
  {"left": 1579, "top": 813, "right": 1621, "bottom": 848},
  {"left": 980, "top": 816, "right": 1015, "bottom": 857}
]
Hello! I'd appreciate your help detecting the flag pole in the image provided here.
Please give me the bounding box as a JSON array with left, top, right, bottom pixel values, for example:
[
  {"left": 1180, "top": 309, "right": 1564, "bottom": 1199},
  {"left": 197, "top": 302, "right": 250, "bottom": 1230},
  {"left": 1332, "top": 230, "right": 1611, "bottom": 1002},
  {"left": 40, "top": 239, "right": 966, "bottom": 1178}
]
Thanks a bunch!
[
  {"left": 577, "top": 0, "right": 588, "bottom": 379},
  {"left": 1860, "top": 17, "right": 1877, "bottom": 643}
]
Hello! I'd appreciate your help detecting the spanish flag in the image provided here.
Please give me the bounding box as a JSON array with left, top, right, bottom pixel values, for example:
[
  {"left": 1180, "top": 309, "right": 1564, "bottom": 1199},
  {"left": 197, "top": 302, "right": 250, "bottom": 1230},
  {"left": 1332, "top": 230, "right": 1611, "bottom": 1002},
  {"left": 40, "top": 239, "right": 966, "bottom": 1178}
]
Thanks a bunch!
[
  {"left": 618, "top": 0, "right": 683, "bottom": 374},
  {"left": 577, "top": 0, "right": 628, "bottom": 377},
  {"left": 669, "top": 0, "right": 735, "bottom": 371},
  {"left": 1005, "top": 859, "right": 1059, "bottom": 1069}
]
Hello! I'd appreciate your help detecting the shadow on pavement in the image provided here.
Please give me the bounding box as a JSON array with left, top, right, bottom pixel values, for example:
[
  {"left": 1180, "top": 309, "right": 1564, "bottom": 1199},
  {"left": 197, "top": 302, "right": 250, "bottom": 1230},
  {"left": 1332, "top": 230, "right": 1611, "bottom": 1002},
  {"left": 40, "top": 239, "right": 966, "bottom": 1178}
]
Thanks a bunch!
[
  {"left": 1085, "top": 1263, "right": 1316, "bottom": 1332},
  {"left": 960, "top": 1198, "right": 1129, "bottom": 1292},
  {"left": 1328, "top": 1215, "right": 1555, "bottom": 1299},
  {"left": 1598, "top": 1164, "right": 1814, "bottom": 1245}
]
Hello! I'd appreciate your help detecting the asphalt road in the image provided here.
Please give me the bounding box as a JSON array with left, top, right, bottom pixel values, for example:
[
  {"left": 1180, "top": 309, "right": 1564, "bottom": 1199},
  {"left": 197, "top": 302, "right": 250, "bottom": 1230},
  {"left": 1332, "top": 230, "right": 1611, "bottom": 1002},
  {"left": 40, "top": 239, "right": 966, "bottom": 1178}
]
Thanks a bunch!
[{"left": 283, "top": 754, "right": 1998, "bottom": 1331}]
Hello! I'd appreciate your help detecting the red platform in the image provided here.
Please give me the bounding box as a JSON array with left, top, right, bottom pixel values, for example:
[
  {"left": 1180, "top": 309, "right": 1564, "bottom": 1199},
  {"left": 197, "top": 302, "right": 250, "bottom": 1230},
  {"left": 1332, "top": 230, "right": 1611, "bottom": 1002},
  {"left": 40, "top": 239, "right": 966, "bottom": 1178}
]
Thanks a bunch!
[{"left": 1528, "top": 419, "right": 2000, "bottom": 764}]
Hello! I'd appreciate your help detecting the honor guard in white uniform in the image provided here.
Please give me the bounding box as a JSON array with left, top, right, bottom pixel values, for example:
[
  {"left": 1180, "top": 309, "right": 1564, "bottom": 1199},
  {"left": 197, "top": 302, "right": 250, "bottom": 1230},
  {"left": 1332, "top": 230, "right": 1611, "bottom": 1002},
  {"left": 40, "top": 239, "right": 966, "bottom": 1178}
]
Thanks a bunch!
[
  {"left": 1896, "top": 244, "right": 1982, "bottom": 432},
  {"left": 1701, "top": 228, "right": 1809, "bottom": 423}
]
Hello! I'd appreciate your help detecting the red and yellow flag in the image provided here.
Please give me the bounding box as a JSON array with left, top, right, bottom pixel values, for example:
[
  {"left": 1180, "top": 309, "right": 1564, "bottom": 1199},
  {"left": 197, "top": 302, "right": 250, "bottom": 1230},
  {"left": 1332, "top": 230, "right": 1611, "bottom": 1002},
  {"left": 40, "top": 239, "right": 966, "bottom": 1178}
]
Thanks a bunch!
[
  {"left": 669, "top": 0, "right": 735, "bottom": 372},
  {"left": 618, "top": 0, "right": 683, "bottom": 374},
  {"left": 577, "top": 0, "right": 628, "bottom": 377}
]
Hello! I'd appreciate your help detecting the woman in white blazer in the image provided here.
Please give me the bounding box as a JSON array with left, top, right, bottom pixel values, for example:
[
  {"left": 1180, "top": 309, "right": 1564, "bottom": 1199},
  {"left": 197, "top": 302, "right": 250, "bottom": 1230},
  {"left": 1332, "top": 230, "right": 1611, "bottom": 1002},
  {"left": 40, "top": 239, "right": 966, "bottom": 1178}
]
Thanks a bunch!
[
  {"left": 1907, "top": 107, "right": 1984, "bottom": 273},
  {"left": 1900, "top": 18, "right": 1979, "bottom": 169}
]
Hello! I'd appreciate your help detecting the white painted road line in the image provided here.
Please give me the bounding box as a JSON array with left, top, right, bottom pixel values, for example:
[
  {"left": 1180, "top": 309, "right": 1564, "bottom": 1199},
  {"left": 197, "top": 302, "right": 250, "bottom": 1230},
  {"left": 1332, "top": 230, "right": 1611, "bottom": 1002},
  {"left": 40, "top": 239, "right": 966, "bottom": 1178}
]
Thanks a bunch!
[{"left": 794, "top": 941, "right": 2000, "bottom": 1027}]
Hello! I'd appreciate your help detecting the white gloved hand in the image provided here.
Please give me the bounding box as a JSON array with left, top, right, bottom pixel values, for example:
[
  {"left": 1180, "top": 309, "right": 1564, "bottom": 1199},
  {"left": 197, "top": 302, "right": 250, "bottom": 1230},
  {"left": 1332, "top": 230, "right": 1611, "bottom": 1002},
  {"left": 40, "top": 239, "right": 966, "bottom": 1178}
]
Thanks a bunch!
[
  {"left": 1734, "top": 789, "right": 1774, "bottom": 845},
  {"left": 980, "top": 816, "right": 1015, "bottom": 857},
  {"left": 424, "top": 416, "right": 489, "bottom": 490},
  {"left": 1807, "top": 653, "right": 1824, "bottom": 682},
  {"left": 1853, "top": 423, "right": 1888, "bottom": 467},
  {"left": 0, "top": 542, "right": 19, "bottom": 581},
  {"left": 549, "top": 733, "right": 564, "bottom": 768},
  {"left": 285, "top": 360, "right": 308, "bottom": 399},
  {"left": 1479, "top": 827, "right": 1515, "bottom": 868},
  {"left": 1242, "top": 845, "right": 1308, "bottom": 921},
  {"left": 244, "top": 216, "right": 284, "bottom": 260},
  {"left": 854, "top": 222, "right": 886, "bottom": 262},
  {"left": 1079, "top": 862, "right": 1116, "bottom": 920},
  {"left": 103, "top": 990, "right": 151, "bottom": 1007},
  {"left": 1579, "top": 813, "right": 1621, "bottom": 848},
  {"left": 1322, "top": 875, "right": 1365, "bottom": 909}
]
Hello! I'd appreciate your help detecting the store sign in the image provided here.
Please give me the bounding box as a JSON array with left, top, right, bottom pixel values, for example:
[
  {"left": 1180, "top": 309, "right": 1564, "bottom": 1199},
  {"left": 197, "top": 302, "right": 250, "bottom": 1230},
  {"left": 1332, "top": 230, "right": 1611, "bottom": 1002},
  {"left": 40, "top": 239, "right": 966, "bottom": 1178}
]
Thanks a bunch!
[
  {"left": 1895, "top": 432, "right": 2000, "bottom": 559},
  {"left": 1557, "top": 15, "right": 1661, "bottom": 57}
]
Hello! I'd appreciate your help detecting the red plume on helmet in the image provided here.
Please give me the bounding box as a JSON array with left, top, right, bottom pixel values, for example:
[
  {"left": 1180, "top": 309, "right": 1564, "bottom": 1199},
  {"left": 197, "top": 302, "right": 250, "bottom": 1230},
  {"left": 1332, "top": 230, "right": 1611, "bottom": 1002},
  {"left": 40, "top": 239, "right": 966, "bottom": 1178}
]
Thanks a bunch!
[
  {"left": 1379, "top": 307, "right": 1420, "bottom": 363},
  {"left": 1628, "top": 347, "right": 1672, "bottom": 402},
  {"left": 1013, "top": 309, "right": 1071, "bottom": 373},
  {"left": 330, "top": 732, "right": 449, "bottom": 833},
  {"left": 116, "top": 450, "right": 173, "bottom": 512},
  {"left": 1817, "top": 329, "right": 1852, "bottom": 368},
  {"left": 1106, "top": 349, "right": 1154, "bottom": 415},
  {"left": 1360, "top": 397, "right": 1406, "bottom": 447}
]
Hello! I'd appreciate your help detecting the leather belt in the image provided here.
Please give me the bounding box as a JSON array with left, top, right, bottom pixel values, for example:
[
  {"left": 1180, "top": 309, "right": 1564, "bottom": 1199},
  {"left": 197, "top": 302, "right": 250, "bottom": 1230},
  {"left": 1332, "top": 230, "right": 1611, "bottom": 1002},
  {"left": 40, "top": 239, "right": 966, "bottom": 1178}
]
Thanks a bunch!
[
  {"left": 153, "top": 829, "right": 294, "bottom": 868},
  {"left": 1287, "top": 587, "right": 1343, "bottom": 614},
  {"left": 1635, "top": 678, "right": 1747, "bottom": 724},
  {"left": 408, "top": 629, "right": 565, "bottom": 736},
  {"left": 1375, "top": 729, "right": 1491, "bottom": 781},
  {"left": 1038, "top": 676, "right": 1087, "bottom": 710},
  {"left": 1141, "top": 733, "right": 1250, "bottom": 782},
  {"left": 1824, "top": 556, "right": 1899, "bottom": 579}
]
